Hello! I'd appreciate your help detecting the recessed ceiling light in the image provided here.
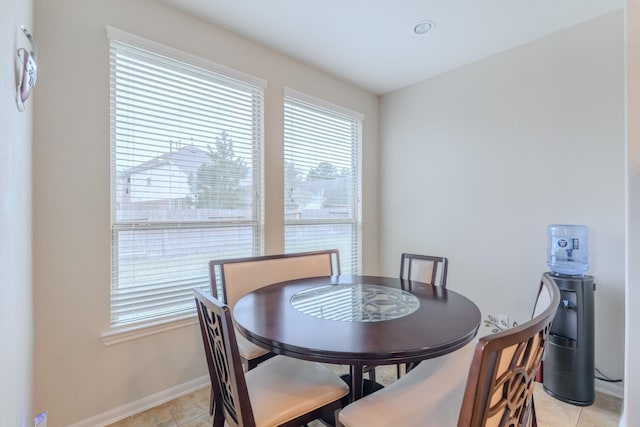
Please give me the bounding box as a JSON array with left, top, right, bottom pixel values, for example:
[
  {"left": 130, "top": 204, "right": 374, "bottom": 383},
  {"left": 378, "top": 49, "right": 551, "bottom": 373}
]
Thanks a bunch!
[{"left": 413, "top": 20, "right": 435, "bottom": 35}]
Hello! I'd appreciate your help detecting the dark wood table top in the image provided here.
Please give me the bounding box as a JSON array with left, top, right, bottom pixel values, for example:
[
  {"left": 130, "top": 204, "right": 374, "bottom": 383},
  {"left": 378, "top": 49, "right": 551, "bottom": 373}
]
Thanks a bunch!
[{"left": 233, "top": 274, "right": 481, "bottom": 399}]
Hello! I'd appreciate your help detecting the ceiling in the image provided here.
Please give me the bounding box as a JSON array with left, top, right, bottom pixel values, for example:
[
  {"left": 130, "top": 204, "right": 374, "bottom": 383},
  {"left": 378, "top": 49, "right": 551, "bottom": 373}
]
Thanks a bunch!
[{"left": 161, "top": 0, "right": 623, "bottom": 95}]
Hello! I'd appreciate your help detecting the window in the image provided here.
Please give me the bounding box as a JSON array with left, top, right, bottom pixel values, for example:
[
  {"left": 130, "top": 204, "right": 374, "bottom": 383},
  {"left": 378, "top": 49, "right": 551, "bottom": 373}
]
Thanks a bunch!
[
  {"left": 108, "top": 28, "right": 264, "bottom": 330},
  {"left": 283, "top": 89, "right": 363, "bottom": 273}
]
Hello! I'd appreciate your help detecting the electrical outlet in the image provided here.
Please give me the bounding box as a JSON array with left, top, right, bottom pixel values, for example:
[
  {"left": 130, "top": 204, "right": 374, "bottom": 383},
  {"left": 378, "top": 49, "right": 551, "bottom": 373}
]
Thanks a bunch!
[
  {"left": 35, "top": 412, "right": 47, "bottom": 427},
  {"left": 498, "top": 314, "right": 510, "bottom": 329}
]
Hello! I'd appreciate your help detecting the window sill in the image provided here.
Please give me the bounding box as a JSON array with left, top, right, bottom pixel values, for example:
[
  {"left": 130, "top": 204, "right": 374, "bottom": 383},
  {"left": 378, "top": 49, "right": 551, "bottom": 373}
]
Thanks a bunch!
[{"left": 101, "top": 315, "right": 198, "bottom": 346}]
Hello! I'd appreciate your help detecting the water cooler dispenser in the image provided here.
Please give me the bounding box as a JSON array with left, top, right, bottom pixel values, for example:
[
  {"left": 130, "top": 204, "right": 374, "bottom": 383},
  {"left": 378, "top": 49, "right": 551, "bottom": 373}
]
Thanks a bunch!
[{"left": 542, "top": 225, "right": 595, "bottom": 406}]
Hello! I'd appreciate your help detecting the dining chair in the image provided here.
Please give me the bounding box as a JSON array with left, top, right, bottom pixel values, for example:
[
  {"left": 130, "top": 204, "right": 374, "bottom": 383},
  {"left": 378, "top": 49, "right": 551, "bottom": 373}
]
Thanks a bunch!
[
  {"left": 395, "top": 252, "right": 449, "bottom": 378},
  {"left": 194, "top": 288, "right": 349, "bottom": 427},
  {"left": 338, "top": 274, "right": 560, "bottom": 427},
  {"left": 207, "top": 250, "right": 340, "bottom": 413},
  {"left": 211, "top": 249, "right": 340, "bottom": 309},
  {"left": 209, "top": 249, "right": 340, "bottom": 365},
  {"left": 399, "top": 253, "right": 448, "bottom": 288}
]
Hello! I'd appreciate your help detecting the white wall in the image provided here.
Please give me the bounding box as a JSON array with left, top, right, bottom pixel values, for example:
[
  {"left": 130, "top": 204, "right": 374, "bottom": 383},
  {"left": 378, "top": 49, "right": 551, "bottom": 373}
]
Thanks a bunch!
[
  {"left": 32, "top": 1, "right": 630, "bottom": 424},
  {"left": 0, "top": 0, "right": 34, "bottom": 425},
  {"left": 380, "top": 11, "right": 625, "bottom": 398},
  {"left": 624, "top": 1, "right": 639, "bottom": 425},
  {"left": 32, "top": 1, "right": 379, "bottom": 425}
]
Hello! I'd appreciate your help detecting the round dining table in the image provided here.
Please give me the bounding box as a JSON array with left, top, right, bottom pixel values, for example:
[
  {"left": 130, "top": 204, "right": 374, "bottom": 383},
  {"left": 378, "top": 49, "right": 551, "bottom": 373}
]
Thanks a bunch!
[{"left": 232, "top": 274, "right": 481, "bottom": 400}]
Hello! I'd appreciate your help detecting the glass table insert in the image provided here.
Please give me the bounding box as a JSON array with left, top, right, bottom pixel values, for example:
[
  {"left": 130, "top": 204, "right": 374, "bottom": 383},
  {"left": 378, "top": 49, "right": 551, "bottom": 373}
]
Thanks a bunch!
[{"left": 291, "top": 283, "right": 420, "bottom": 322}]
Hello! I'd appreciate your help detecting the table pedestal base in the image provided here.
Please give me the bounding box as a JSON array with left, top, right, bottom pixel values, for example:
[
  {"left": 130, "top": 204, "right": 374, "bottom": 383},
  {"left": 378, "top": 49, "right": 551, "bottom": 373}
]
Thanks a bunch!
[{"left": 321, "top": 374, "right": 384, "bottom": 426}]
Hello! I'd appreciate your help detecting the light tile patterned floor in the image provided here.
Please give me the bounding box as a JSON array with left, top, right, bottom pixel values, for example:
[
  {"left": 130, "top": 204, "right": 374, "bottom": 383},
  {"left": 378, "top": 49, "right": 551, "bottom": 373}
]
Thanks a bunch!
[
  {"left": 533, "top": 384, "right": 622, "bottom": 427},
  {"left": 107, "top": 366, "right": 622, "bottom": 427}
]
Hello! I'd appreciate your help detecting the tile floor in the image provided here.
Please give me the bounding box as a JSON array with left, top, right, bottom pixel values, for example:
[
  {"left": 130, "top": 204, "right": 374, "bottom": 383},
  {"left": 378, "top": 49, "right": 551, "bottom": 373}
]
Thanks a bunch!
[{"left": 107, "top": 366, "right": 622, "bottom": 427}]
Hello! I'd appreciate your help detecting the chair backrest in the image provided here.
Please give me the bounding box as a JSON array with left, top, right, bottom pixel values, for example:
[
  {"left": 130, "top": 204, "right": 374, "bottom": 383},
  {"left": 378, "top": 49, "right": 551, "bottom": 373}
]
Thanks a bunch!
[
  {"left": 457, "top": 274, "right": 560, "bottom": 427},
  {"left": 399, "top": 253, "right": 448, "bottom": 288},
  {"left": 194, "top": 288, "right": 256, "bottom": 427},
  {"left": 209, "top": 249, "right": 340, "bottom": 308},
  {"left": 531, "top": 276, "right": 553, "bottom": 318}
]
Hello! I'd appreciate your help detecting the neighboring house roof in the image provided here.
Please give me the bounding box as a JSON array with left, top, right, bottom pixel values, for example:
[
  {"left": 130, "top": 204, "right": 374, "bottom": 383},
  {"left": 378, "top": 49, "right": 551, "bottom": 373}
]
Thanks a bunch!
[{"left": 119, "top": 145, "right": 211, "bottom": 177}]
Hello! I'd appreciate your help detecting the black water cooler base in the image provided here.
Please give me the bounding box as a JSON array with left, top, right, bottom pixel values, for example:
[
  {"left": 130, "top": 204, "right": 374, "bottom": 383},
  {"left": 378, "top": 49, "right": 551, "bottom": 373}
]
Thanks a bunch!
[
  {"left": 543, "top": 383, "right": 593, "bottom": 407},
  {"left": 541, "top": 272, "right": 595, "bottom": 406}
]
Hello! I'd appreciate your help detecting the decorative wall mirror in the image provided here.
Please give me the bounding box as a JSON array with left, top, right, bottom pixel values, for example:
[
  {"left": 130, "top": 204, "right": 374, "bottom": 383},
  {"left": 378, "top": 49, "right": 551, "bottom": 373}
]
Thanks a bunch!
[{"left": 16, "top": 25, "right": 38, "bottom": 112}]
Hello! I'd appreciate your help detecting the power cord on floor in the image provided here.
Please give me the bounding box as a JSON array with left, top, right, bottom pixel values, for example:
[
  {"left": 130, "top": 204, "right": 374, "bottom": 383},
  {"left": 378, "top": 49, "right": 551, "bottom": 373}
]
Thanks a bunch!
[{"left": 595, "top": 367, "right": 622, "bottom": 383}]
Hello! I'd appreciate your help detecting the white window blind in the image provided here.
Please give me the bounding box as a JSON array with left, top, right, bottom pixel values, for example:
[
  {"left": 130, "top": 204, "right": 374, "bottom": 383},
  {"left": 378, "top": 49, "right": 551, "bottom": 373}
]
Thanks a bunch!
[
  {"left": 284, "top": 90, "right": 362, "bottom": 273},
  {"left": 109, "top": 29, "right": 264, "bottom": 329}
]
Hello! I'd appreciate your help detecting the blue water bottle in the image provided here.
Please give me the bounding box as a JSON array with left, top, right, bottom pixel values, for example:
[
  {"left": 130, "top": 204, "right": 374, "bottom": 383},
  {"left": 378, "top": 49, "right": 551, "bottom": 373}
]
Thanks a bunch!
[{"left": 546, "top": 224, "right": 589, "bottom": 276}]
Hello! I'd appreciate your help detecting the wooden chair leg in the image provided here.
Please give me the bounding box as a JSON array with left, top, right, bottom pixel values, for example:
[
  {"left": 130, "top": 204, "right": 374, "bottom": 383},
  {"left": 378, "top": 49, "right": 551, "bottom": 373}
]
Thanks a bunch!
[
  {"left": 367, "top": 366, "right": 376, "bottom": 382},
  {"left": 210, "top": 391, "right": 224, "bottom": 427},
  {"left": 406, "top": 361, "right": 419, "bottom": 373},
  {"left": 209, "top": 386, "right": 214, "bottom": 415},
  {"left": 213, "top": 402, "right": 225, "bottom": 427},
  {"left": 531, "top": 395, "right": 538, "bottom": 427}
]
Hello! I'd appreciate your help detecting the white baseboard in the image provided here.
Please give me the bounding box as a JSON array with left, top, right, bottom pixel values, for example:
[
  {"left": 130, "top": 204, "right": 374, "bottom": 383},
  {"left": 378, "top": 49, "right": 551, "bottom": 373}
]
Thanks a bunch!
[
  {"left": 60, "top": 374, "right": 626, "bottom": 426},
  {"left": 595, "top": 379, "right": 624, "bottom": 400},
  {"left": 68, "top": 375, "right": 209, "bottom": 427}
]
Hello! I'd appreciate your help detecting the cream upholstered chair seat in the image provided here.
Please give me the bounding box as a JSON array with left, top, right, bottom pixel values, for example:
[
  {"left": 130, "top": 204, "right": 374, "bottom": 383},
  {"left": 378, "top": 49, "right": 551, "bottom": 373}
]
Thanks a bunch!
[
  {"left": 339, "top": 320, "right": 493, "bottom": 426},
  {"left": 194, "top": 288, "right": 349, "bottom": 427},
  {"left": 235, "top": 332, "right": 271, "bottom": 361},
  {"left": 339, "top": 341, "right": 475, "bottom": 427},
  {"left": 246, "top": 356, "right": 349, "bottom": 427},
  {"left": 339, "top": 275, "right": 560, "bottom": 427}
]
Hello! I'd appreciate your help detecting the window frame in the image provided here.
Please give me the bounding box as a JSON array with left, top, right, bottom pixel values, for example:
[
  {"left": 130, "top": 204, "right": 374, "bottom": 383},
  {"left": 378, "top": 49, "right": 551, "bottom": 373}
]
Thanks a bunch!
[
  {"left": 283, "top": 88, "right": 363, "bottom": 274},
  {"left": 105, "top": 27, "right": 266, "bottom": 340}
]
